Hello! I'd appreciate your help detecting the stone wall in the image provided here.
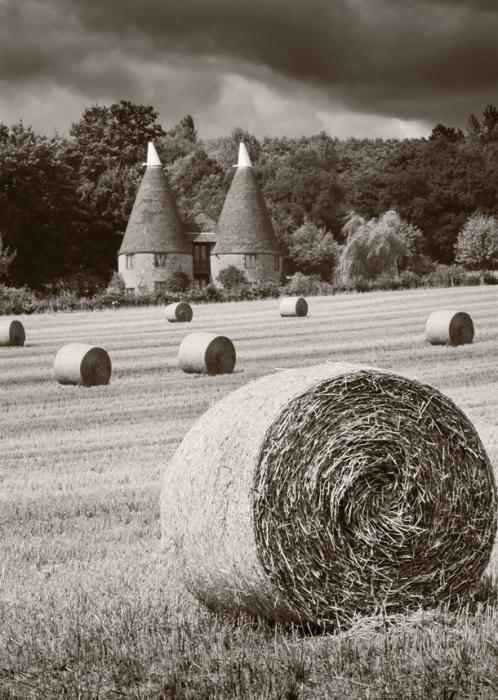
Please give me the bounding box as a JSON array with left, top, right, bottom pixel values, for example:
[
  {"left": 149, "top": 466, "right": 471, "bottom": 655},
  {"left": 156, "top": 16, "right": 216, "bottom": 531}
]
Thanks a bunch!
[
  {"left": 118, "top": 252, "right": 193, "bottom": 292},
  {"left": 210, "top": 253, "right": 281, "bottom": 286}
]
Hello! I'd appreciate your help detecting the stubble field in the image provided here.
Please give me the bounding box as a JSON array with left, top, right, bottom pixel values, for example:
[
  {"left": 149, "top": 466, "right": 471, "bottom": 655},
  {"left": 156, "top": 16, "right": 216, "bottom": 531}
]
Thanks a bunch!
[{"left": 1, "top": 284, "right": 498, "bottom": 698}]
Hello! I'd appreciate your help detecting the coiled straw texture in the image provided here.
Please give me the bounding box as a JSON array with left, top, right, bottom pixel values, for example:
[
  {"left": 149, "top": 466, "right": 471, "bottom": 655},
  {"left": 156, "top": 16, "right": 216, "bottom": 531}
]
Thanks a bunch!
[
  {"left": 426, "top": 309, "right": 474, "bottom": 345},
  {"left": 279, "top": 297, "right": 308, "bottom": 317},
  {"left": 178, "top": 332, "right": 236, "bottom": 375},
  {"left": 0, "top": 319, "right": 25, "bottom": 346},
  {"left": 165, "top": 302, "right": 193, "bottom": 323},
  {"left": 161, "top": 363, "right": 497, "bottom": 629},
  {"left": 53, "top": 343, "right": 112, "bottom": 386}
]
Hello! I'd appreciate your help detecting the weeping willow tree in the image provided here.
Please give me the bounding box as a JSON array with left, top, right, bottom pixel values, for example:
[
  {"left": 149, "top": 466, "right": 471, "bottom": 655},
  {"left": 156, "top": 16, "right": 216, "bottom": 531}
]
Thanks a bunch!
[{"left": 339, "top": 210, "right": 419, "bottom": 280}]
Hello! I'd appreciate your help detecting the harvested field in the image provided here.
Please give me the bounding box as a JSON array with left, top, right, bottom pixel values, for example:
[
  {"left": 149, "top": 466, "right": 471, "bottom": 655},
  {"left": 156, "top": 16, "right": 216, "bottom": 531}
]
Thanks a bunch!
[{"left": 1, "top": 284, "right": 498, "bottom": 697}]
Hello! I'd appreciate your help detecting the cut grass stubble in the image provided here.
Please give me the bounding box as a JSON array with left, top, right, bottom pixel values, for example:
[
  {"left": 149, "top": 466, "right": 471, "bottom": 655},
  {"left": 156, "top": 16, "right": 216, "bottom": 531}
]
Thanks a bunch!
[{"left": 2, "top": 285, "right": 498, "bottom": 696}]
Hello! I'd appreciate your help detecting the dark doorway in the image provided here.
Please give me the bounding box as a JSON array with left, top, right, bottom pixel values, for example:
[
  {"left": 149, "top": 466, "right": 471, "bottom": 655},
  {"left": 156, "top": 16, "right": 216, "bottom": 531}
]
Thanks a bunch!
[{"left": 193, "top": 243, "right": 212, "bottom": 285}]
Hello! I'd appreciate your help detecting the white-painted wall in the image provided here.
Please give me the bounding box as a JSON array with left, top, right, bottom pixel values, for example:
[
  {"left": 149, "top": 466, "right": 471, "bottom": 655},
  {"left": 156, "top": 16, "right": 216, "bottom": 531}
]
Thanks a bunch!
[
  {"left": 210, "top": 253, "right": 281, "bottom": 287},
  {"left": 118, "top": 253, "right": 193, "bottom": 292}
]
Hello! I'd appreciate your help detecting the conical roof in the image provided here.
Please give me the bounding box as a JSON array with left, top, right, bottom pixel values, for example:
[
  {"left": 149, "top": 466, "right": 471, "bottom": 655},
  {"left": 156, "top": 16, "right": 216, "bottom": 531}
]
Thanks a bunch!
[
  {"left": 119, "top": 142, "right": 190, "bottom": 255},
  {"left": 213, "top": 143, "right": 280, "bottom": 255}
]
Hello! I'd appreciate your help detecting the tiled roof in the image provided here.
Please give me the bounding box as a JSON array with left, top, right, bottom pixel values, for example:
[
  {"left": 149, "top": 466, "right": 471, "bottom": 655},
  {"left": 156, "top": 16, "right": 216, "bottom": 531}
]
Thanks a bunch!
[
  {"left": 119, "top": 166, "right": 190, "bottom": 255},
  {"left": 213, "top": 167, "right": 281, "bottom": 255}
]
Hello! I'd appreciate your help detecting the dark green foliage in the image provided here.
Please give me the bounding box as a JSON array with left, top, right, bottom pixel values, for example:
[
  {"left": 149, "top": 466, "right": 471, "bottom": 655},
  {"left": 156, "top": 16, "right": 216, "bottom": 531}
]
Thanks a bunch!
[
  {"left": 164, "top": 270, "right": 190, "bottom": 293},
  {"left": 288, "top": 219, "right": 341, "bottom": 280},
  {"left": 455, "top": 212, "right": 498, "bottom": 270},
  {"left": 49, "top": 271, "right": 106, "bottom": 296},
  {"left": 169, "top": 148, "right": 226, "bottom": 222},
  {"left": 340, "top": 210, "right": 411, "bottom": 280},
  {"left": 208, "top": 128, "right": 262, "bottom": 173},
  {"left": 1, "top": 266, "right": 497, "bottom": 316},
  {"left": 159, "top": 114, "right": 199, "bottom": 164},
  {"left": 262, "top": 133, "right": 345, "bottom": 243},
  {"left": 0, "top": 123, "right": 88, "bottom": 288},
  {"left": 107, "top": 271, "right": 126, "bottom": 293},
  {"left": 69, "top": 101, "right": 166, "bottom": 175},
  {"left": 0, "top": 234, "right": 16, "bottom": 281},
  {"left": 217, "top": 265, "right": 249, "bottom": 290},
  {"left": 335, "top": 110, "right": 498, "bottom": 263},
  {"left": 0, "top": 284, "right": 38, "bottom": 314},
  {"left": 69, "top": 101, "right": 167, "bottom": 280},
  {"left": 4, "top": 101, "right": 498, "bottom": 290},
  {"left": 285, "top": 271, "right": 334, "bottom": 296},
  {"left": 468, "top": 105, "right": 498, "bottom": 142},
  {"left": 430, "top": 124, "right": 464, "bottom": 143}
]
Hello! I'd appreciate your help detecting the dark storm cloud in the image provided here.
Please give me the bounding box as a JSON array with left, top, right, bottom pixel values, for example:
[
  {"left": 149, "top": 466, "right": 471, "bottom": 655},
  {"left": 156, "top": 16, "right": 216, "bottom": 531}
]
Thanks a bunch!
[{"left": 2, "top": 0, "right": 498, "bottom": 132}]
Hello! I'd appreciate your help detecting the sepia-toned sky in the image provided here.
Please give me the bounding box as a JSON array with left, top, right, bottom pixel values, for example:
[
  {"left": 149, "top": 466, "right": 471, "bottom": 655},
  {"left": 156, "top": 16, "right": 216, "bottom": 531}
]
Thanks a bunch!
[{"left": 1, "top": 0, "right": 498, "bottom": 138}]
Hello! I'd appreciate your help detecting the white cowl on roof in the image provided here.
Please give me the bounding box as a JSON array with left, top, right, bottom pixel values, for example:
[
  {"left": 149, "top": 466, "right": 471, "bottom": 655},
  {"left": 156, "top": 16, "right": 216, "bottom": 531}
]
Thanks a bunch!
[
  {"left": 147, "top": 141, "right": 162, "bottom": 167},
  {"left": 236, "top": 142, "right": 252, "bottom": 168}
]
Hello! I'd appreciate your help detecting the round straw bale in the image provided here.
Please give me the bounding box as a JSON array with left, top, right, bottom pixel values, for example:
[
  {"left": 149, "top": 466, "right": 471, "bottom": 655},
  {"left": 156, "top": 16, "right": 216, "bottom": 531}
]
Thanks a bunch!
[
  {"left": 279, "top": 297, "right": 308, "bottom": 317},
  {"left": 53, "top": 343, "right": 112, "bottom": 386},
  {"left": 161, "top": 363, "right": 497, "bottom": 629},
  {"left": 165, "top": 302, "right": 193, "bottom": 323},
  {"left": 178, "top": 332, "right": 236, "bottom": 375},
  {"left": 0, "top": 319, "right": 25, "bottom": 346},
  {"left": 425, "top": 309, "right": 474, "bottom": 345}
]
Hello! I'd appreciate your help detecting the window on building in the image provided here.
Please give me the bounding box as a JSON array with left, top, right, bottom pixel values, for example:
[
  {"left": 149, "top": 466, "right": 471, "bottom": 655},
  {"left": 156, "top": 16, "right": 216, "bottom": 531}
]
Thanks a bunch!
[
  {"left": 154, "top": 253, "right": 167, "bottom": 267},
  {"left": 273, "top": 255, "right": 280, "bottom": 271},
  {"left": 126, "top": 254, "right": 134, "bottom": 270},
  {"left": 245, "top": 254, "right": 258, "bottom": 269},
  {"left": 125, "top": 287, "right": 135, "bottom": 297},
  {"left": 154, "top": 281, "right": 168, "bottom": 295},
  {"left": 193, "top": 244, "right": 211, "bottom": 274}
]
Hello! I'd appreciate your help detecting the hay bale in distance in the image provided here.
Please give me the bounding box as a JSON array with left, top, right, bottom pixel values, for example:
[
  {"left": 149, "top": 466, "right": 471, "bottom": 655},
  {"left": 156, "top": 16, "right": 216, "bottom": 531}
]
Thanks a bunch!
[
  {"left": 279, "top": 297, "right": 308, "bottom": 317},
  {"left": 54, "top": 343, "right": 112, "bottom": 386},
  {"left": 165, "top": 302, "right": 193, "bottom": 323},
  {"left": 425, "top": 309, "right": 474, "bottom": 345},
  {"left": 0, "top": 319, "right": 25, "bottom": 347},
  {"left": 178, "top": 332, "right": 236, "bottom": 375},
  {"left": 161, "top": 363, "right": 497, "bottom": 629}
]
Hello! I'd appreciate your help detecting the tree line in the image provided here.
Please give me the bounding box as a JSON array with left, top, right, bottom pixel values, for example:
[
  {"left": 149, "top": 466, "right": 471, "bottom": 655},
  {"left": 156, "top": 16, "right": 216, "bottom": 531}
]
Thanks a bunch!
[{"left": 1, "top": 101, "right": 498, "bottom": 291}]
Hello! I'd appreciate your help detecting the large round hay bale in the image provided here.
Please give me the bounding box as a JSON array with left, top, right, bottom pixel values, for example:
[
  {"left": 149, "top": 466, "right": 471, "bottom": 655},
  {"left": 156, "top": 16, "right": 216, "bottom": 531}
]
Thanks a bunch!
[
  {"left": 165, "top": 302, "right": 193, "bottom": 323},
  {"left": 0, "top": 319, "right": 25, "bottom": 347},
  {"left": 279, "top": 297, "right": 308, "bottom": 317},
  {"left": 53, "top": 343, "right": 112, "bottom": 386},
  {"left": 425, "top": 309, "right": 474, "bottom": 345},
  {"left": 161, "top": 363, "right": 497, "bottom": 629},
  {"left": 178, "top": 332, "right": 236, "bottom": 375}
]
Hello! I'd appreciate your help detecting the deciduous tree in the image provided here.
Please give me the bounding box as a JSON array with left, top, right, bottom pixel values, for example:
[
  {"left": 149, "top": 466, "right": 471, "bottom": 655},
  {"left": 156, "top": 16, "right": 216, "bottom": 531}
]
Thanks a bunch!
[
  {"left": 0, "top": 234, "right": 16, "bottom": 281},
  {"left": 455, "top": 212, "right": 498, "bottom": 270},
  {"left": 289, "top": 219, "right": 341, "bottom": 280},
  {"left": 0, "top": 123, "right": 87, "bottom": 288}
]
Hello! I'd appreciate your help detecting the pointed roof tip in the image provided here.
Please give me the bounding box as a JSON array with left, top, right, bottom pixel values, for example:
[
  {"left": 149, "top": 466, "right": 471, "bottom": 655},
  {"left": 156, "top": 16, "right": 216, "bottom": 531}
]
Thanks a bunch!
[
  {"left": 147, "top": 141, "right": 162, "bottom": 167},
  {"left": 236, "top": 142, "right": 252, "bottom": 168},
  {"left": 214, "top": 151, "right": 281, "bottom": 255}
]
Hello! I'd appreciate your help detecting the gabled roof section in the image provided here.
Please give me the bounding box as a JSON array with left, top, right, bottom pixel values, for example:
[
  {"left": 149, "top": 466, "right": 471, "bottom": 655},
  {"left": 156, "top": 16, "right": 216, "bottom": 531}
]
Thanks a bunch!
[
  {"left": 213, "top": 142, "right": 281, "bottom": 255},
  {"left": 119, "top": 142, "right": 190, "bottom": 255},
  {"left": 186, "top": 232, "right": 216, "bottom": 244}
]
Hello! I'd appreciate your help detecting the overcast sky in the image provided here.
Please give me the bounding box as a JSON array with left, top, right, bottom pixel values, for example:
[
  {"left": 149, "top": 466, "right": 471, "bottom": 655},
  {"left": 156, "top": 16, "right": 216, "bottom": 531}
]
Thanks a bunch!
[{"left": 1, "top": 0, "right": 498, "bottom": 139}]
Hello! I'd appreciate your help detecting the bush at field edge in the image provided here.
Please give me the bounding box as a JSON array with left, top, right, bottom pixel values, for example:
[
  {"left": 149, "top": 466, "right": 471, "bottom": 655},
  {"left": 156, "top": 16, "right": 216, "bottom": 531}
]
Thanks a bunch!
[{"left": 0, "top": 267, "right": 496, "bottom": 315}]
